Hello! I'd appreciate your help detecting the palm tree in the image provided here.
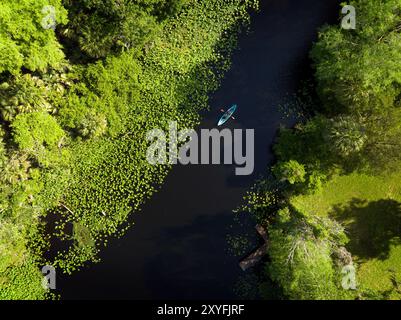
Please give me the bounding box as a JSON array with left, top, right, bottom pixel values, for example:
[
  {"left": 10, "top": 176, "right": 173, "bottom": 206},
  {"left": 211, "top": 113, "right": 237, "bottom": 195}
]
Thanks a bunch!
[
  {"left": 1, "top": 152, "right": 31, "bottom": 185},
  {"left": 328, "top": 115, "right": 367, "bottom": 157}
]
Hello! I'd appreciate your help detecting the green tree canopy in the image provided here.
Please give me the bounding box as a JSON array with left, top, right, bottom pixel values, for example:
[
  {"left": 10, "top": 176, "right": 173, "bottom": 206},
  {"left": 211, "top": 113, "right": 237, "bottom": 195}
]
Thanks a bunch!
[
  {"left": 311, "top": 0, "right": 401, "bottom": 113},
  {"left": 273, "top": 160, "right": 306, "bottom": 185},
  {"left": 11, "top": 111, "right": 65, "bottom": 167},
  {"left": 267, "top": 207, "right": 351, "bottom": 300},
  {"left": 0, "top": 0, "right": 68, "bottom": 74},
  {"left": 62, "top": 0, "right": 188, "bottom": 58}
]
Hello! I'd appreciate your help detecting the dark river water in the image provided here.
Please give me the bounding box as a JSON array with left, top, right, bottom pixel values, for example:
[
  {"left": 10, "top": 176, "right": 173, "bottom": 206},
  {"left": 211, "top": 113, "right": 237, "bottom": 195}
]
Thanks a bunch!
[{"left": 58, "top": 0, "right": 340, "bottom": 299}]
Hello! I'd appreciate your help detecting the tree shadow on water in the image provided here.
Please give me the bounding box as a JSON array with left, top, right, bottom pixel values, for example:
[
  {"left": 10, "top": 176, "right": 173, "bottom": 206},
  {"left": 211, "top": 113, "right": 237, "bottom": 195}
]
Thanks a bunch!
[{"left": 330, "top": 198, "right": 401, "bottom": 261}]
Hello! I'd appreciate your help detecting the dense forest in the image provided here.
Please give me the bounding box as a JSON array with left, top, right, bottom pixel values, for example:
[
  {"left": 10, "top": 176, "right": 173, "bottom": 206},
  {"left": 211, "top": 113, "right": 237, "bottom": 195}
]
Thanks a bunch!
[
  {"left": 0, "top": 0, "right": 257, "bottom": 299},
  {"left": 239, "top": 0, "right": 401, "bottom": 300}
]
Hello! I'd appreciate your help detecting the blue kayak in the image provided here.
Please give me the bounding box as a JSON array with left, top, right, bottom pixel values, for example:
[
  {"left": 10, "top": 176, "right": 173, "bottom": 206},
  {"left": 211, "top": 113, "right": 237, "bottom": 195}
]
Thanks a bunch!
[{"left": 217, "top": 104, "right": 237, "bottom": 126}]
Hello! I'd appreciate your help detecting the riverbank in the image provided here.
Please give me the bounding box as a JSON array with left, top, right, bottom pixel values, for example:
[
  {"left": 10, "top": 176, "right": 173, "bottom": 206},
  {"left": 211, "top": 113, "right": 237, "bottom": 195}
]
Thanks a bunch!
[
  {"left": 57, "top": 0, "right": 340, "bottom": 299},
  {"left": 0, "top": 0, "right": 257, "bottom": 299}
]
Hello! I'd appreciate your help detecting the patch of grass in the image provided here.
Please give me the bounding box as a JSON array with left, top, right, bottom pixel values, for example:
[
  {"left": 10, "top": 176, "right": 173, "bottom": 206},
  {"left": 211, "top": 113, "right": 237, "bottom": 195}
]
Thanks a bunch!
[
  {"left": 290, "top": 169, "right": 401, "bottom": 298},
  {"left": 358, "top": 244, "right": 401, "bottom": 299}
]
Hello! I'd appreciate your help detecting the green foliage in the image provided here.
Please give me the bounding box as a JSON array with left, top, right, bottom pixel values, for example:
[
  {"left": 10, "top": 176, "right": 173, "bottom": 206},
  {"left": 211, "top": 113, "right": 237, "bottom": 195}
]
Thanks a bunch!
[
  {"left": 236, "top": 178, "right": 280, "bottom": 226},
  {"left": 326, "top": 115, "right": 368, "bottom": 158},
  {"left": 311, "top": 0, "right": 401, "bottom": 113},
  {"left": 12, "top": 112, "right": 64, "bottom": 150},
  {"left": 12, "top": 112, "right": 65, "bottom": 167},
  {"left": 73, "top": 222, "right": 95, "bottom": 248},
  {"left": 77, "top": 111, "right": 107, "bottom": 139},
  {"left": 58, "top": 51, "right": 142, "bottom": 137},
  {"left": 245, "top": 0, "right": 401, "bottom": 301},
  {"left": 0, "top": 257, "right": 50, "bottom": 300},
  {"left": 361, "top": 108, "right": 401, "bottom": 170},
  {"left": 0, "top": 0, "right": 68, "bottom": 74},
  {"left": 306, "top": 170, "right": 326, "bottom": 194},
  {"left": 51, "top": 0, "right": 257, "bottom": 273},
  {"left": 273, "top": 160, "right": 306, "bottom": 185},
  {"left": 0, "top": 67, "right": 73, "bottom": 123},
  {"left": 267, "top": 207, "right": 352, "bottom": 300},
  {"left": 278, "top": 0, "right": 401, "bottom": 173},
  {"left": 62, "top": 0, "right": 189, "bottom": 58},
  {"left": 274, "top": 116, "right": 332, "bottom": 173},
  {"left": 0, "top": 221, "right": 27, "bottom": 273},
  {"left": 291, "top": 170, "right": 401, "bottom": 299},
  {"left": 0, "top": 0, "right": 258, "bottom": 298}
]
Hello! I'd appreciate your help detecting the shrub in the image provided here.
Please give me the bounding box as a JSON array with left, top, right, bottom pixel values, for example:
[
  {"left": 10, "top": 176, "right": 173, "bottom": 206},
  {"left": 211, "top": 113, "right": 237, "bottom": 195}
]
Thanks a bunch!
[{"left": 273, "top": 160, "right": 306, "bottom": 185}]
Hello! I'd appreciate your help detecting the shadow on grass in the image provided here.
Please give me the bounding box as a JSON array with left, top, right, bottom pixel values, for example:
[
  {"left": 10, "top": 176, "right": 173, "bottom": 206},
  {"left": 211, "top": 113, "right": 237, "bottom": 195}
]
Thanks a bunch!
[{"left": 330, "top": 198, "right": 401, "bottom": 261}]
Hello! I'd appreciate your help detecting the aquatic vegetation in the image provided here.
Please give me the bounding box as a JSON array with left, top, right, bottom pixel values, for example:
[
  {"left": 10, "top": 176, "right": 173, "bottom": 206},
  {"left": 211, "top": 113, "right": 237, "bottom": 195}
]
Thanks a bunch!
[
  {"left": 0, "top": 0, "right": 258, "bottom": 298},
  {"left": 238, "top": 0, "right": 401, "bottom": 300}
]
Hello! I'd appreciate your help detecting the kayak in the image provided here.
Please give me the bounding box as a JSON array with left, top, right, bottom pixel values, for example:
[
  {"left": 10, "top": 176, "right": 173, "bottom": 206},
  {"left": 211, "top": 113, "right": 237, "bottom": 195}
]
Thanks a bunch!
[{"left": 217, "top": 104, "right": 237, "bottom": 126}]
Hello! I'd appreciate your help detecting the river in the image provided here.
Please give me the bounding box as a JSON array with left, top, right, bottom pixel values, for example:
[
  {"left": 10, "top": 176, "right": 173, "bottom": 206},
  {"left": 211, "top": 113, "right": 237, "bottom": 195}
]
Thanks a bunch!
[{"left": 58, "top": 0, "right": 340, "bottom": 299}]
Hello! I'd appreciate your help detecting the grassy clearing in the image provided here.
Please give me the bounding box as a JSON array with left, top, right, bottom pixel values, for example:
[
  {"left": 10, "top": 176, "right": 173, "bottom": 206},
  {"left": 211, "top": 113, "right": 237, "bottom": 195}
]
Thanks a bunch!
[{"left": 290, "top": 169, "right": 401, "bottom": 298}]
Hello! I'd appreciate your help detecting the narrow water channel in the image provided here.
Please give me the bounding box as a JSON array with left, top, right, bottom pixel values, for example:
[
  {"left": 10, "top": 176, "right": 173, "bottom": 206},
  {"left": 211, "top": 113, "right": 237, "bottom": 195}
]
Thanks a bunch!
[{"left": 58, "top": 0, "right": 340, "bottom": 299}]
